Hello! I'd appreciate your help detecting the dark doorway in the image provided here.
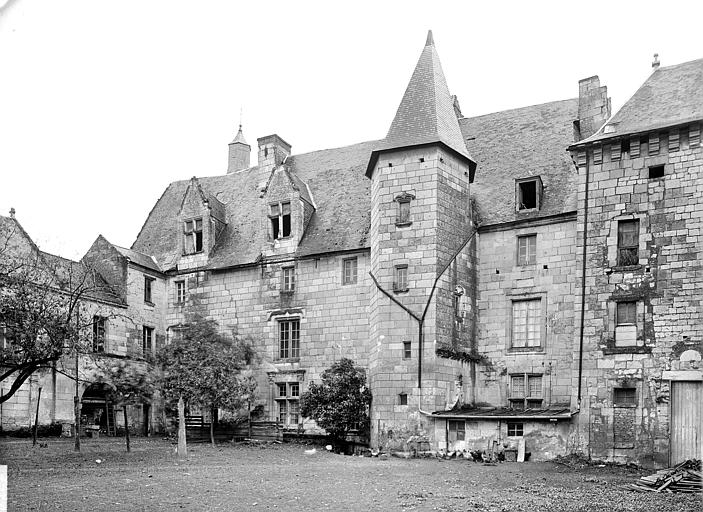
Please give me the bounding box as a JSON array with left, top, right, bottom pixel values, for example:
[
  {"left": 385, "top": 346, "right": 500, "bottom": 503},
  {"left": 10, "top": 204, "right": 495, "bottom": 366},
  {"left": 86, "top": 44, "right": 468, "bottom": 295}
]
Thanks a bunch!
[{"left": 81, "top": 383, "right": 115, "bottom": 436}]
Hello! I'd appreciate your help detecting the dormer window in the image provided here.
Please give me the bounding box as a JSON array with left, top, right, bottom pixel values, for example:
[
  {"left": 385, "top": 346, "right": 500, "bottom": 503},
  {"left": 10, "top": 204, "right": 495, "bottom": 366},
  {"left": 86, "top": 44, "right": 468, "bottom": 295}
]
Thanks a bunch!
[
  {"left": 184, "top": 218, "right": 203, "bottom": 254},
  {"left": 270, "top": 202, "right": 291, "bottom": 239},
  {"left": 515, "top": 177, "right": 543, "bottom": 211}
]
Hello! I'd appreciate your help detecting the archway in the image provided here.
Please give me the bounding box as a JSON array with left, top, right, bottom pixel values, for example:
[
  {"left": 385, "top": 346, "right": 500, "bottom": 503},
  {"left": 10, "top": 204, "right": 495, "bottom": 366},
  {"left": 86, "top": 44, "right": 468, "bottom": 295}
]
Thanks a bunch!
[{"left": 81, "top": 383, "right": 115, "bottom": 436}]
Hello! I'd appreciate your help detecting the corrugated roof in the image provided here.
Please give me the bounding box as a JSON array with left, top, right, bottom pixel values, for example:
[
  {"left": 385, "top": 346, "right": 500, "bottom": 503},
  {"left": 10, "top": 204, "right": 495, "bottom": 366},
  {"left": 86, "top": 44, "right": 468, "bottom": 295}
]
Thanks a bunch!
[
  {"left": 576, "top": 58, "right": 703, "bottom": 145},
  {"left": 460, "top": 99, "right": 579, "bottom": 226},
  {"left": 132, "top": 140, "right": 378, "bottom": 270},
  {"left": 367, "top": 31, "right": 475, "bottom": 177}
]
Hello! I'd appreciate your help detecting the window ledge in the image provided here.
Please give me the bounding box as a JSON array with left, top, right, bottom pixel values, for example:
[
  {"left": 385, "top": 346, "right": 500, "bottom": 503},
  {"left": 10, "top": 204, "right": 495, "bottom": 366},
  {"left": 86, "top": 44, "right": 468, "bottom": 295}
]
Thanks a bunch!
[
  {"left": 395, "top": 221, "right": 413, "bottom": 228},
  {"left": 280, "top": 290, "right": 295, "bottom": 296},
  {"left": 393, "top": 288, "right": 409, "bottom": 294},
  {"left": 183, "top": 250, "right": 204, "bottom": 256},
  {"left": 613, "top": 404, "right": 637, "bottom": 409},
  {"left": 516, "top": 208, "right": 539, "bottom": 214},
  {"left": 507, "top": 347, "right": 545, "bottom": 354},
  {"left": 275, "top": 357, "right": 301, "bottom": 363},
  {"left": 601, "top": 345, "right": 651, "bottom": 355},
  {"left": 611, "top": 264, "right": 644, "bottom": 272},
  {"left": 342, "top": 281, "right": 358, "bottom": 286},
  {"left": 144, "top": 301, "right": 155, "bottom": 307}
]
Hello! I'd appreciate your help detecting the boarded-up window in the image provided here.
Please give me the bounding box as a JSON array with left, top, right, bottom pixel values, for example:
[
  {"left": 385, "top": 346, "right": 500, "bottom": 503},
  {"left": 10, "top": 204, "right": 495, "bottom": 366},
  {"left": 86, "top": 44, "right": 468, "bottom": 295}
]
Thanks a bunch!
[
  {"left": 614, "top": 387, "right": 636, "bottom": 406},
  {"left": 448, "top": 420, "right": 465, "bottom": 442},
  {"left": 615, "top": 301, "right": 638, "bottom": 346},
  {"left": 613, "top": 408, "right": 635, "bottom": 449}
]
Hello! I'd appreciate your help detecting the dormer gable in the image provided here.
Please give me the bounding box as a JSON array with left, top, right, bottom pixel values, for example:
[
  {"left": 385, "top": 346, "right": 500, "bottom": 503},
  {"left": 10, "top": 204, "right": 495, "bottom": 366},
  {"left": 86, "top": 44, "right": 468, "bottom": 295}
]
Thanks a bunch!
[
  {"left": 81, "top": 235, "right": 129, "bottom": 300},
  {"left": 178, "top": 177, "right": 227, "bottom": 268},
  {"left": 260, "top": 165, "right": 315, "bottom": 256}
]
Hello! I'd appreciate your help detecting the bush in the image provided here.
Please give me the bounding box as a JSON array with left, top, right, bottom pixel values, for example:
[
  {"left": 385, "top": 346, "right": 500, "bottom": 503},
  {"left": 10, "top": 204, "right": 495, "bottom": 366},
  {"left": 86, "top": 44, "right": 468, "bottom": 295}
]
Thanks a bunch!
[{"left": 1, "top": 422, "right": 63, "bottom": 438}]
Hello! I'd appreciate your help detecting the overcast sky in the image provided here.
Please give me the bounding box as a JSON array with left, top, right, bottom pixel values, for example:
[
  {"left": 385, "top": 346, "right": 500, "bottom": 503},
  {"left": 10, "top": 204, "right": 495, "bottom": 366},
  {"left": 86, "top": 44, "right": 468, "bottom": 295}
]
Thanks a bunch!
[{"left": 1, "top": 0, "right": 701, "bottom": 260}]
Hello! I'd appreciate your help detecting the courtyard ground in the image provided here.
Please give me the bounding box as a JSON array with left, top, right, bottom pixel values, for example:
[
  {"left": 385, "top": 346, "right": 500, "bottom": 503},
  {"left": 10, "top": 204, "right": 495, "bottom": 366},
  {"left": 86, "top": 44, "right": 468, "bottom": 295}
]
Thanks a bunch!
[{"left": 1, "top": 438, "right": 700, "bottom": 511}]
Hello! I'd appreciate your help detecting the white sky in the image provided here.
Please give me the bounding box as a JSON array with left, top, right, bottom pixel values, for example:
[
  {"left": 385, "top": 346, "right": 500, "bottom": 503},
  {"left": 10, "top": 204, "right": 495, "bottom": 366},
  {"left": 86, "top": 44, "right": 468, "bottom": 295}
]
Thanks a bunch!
[{"left": 1, "top": 0, "right": 701, "bottom": 260}]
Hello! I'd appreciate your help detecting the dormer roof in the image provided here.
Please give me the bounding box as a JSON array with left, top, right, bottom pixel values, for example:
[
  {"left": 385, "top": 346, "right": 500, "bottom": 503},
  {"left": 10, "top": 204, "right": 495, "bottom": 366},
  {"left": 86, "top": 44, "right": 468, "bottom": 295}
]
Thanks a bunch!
[{"left": 366, "top": 31, "right": 476, "bottom": 179}]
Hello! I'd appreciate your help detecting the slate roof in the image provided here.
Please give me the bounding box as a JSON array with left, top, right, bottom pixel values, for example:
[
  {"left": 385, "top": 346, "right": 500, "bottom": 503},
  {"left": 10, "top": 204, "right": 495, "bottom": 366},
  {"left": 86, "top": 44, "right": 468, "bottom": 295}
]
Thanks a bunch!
[
  {"left": 432, "top": 405, "right": 573, "bottom": 420},
  {"left": 231, "top": 124, "right": 249, "bottom": 146},
  {"left": 132, "top": 140, "right": 378, "bottom": 270},
  {"left": 575, "top": 58, "right": 703, "bottom": 145},
  {"left": 112, "top": 244, "right": 161, "bottom": 273},
  {"left": 367, "top": 31, "right": 476, "bottom": 177},
  {"left": 460, "top": 99, "right": 580, "bottom": 226}
]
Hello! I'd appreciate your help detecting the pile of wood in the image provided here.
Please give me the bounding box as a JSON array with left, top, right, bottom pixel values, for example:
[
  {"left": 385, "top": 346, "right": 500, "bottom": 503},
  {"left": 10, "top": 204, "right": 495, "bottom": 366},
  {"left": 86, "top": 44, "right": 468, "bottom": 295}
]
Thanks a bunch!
[{"left": 630, "top": 459, "right": 701, "bottom": 493}]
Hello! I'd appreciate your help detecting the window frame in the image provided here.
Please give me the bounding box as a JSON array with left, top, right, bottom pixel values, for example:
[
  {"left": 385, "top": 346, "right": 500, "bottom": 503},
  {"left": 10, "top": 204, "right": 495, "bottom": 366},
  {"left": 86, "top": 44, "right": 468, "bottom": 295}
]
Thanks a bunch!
[
  {"left": 617, "top": 219, "right": 640, "bottom": 267},
  {"left": 281, "top": 266, "right": 295, "bottom": 293},
  {"left": 613, "top": 387, "right": 637, "bottom": 407},
  {"left": 516, "top": 234, "right": 537, "bottom": 266},
  {"left": 274, "top": 382, "right": 301, "bottom": 427},
  {"left": 393, "top": 264, "right": 409, "bottom": 293},
  {"left": 183, "top": 218, "right": 204, "bottom": 254},
  {"left": 398, "top": 393, "right": 408, "bottom": 406},
  {"left": 269, "top": 201, "right": 292, "bottom": 240},
  {"left": 278, "top": 318, "right": 300, "bottom": 360},
  {"left": 144, "top": 276, "right": 155, "bottom": 304},
  {"left": 342, "top": 257, "right": 358, "bottom": 285},
  {"left": 510, "top": 298, "right": 543, "bottom": 350},
  {"left": 507, "top": 422, "right": 524, "bottom": 437},
  {"left": 614, "top": 300, "right": 639, "bottom": 347},
  {"left": 403, "top": 341, "right": 412, "bottom": 359},
  {"left": 142, "top": 326, "right": 154, "bottom": 356},
  {"left": 394, "top": 192, "right": 415, "bottom": 227},
  {"left": 175, "top": 280, "right": 186, "bottom": 304},
  {"left": 92, "top": 315, "right": 107, "bottom": 353},
  {"left": 515, "top": 177, "right": 542, "bottom": 211},
  {"left": 509, "top": 373, "right": 543, "bottom": 410},
  {"left": 448, "top": 420, "right": 466, "bottom": 442}
]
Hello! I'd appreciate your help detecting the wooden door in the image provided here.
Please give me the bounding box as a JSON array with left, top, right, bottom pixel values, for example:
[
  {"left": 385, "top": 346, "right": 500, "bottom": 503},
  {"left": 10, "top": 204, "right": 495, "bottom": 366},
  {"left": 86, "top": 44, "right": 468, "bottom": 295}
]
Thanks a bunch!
[{"left": 670, "top": 381, "right": 701, "bottom": 465}]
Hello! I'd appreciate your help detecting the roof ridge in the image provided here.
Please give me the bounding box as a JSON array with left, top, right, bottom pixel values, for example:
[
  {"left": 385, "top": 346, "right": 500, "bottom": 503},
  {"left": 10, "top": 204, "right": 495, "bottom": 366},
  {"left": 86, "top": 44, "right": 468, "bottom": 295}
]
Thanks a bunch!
[{"left": 460, "top": 97, "right": 578, "bottom": 122}]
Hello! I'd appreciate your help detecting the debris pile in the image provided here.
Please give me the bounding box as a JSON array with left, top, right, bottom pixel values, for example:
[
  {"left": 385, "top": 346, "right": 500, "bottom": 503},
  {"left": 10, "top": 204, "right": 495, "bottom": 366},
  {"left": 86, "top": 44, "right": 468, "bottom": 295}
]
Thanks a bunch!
[{"left": 630, "top": 459, "right": 701, "bottom": 493}]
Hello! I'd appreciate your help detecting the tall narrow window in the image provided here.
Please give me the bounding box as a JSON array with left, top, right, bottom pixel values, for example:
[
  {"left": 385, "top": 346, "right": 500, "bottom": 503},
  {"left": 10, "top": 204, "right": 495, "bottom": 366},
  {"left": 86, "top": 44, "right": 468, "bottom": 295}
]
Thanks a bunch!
[
  {"left": 175, "top": 280, "right": 186, "bottom": 304},
  {"left": 270, "top": 202, "right": 292, "bottom": 240},
  {"left": 144, "top": 276, "right": 155, "bottom": 303},
  {"left": 342, "top": 257, "right": 358, "bottom": 285},
  {"left": 395, "top": 193, "right": 415, "bottom": 226},
  {"left": 615, "top": 301, "right": 638, "bottom": 346},
  {"left": 142, "top": 326, "right": 154, "bottom": 355},
  {"left": 279, "top": 319, "right": 300, "bottom": 359},
  {"left": 517, "top": 235, "right": 537, "bottom": 265},
  {"left": 275, "top": 382, "right": 301, "bottom": 426},
  {"left": 448, "top": 420, "right": 466, "bottom": 442},
  {"left": 511, "top": 299, "right": 542, "bottom": 348},
  {"left": 92, "top": 316, "right": 106, "bottom": 353},
  {"left": 617, "top": 220, "right": 639, "bottom": 266},
  {"left": 282, "top": 266, "right": 295, "bottom": 292},
  {"left": 394, "top": 265, "right": 408, "bottom": 292},
  {"left": 184, "top": 218, "right": 203, "bottom": 254},
  {"left": 403, "top": 341, "right": 412, "bottom": 359}
]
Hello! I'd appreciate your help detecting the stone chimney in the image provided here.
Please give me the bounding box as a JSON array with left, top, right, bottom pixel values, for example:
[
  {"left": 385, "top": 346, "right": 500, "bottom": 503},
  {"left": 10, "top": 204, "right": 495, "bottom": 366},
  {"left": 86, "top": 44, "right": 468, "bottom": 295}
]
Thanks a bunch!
[
  {"left": 227, "top": 124, "right": 251, "bottom": 174},
  {"left": 576, "top": 76, "right": 611, "bottom": 140},
  {"left": 257, "top": 134, "right": 291, "bottom": 172}
]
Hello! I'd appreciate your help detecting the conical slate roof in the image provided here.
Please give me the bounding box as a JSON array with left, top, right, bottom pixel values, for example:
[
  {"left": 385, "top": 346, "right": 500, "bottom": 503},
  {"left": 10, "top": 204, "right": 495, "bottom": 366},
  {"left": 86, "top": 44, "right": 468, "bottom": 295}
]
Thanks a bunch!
[
  {"left": 231, "top": 124, "right": 249, "bottom": 146},
  {"left": 366, "top": 31, "right": 476, "bottom": 178}
]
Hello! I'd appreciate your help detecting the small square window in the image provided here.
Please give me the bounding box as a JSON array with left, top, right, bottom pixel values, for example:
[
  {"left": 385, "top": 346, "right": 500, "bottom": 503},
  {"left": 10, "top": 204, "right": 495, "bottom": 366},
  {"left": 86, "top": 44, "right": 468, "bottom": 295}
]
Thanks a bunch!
[
  {"left": 507, "top": 422, "right": 524, "bottom": 437},
  {"left": 616, "top": 302, "right": 637, "bottom": 325},
  {"left": 277, "top": 383, "right": 287, "bottom": 397},
  {"left": 282, "top": 266, "right": 295, "bottom": 292},
  {"left": 393, "top": 265, "right": 408, "bottom": 292},
  {"left": 342, "top": 257, "right": 358, "bottom": 285},
  {"left": 617, "top": 220, "right": 639, "bottom": 266},
  {"left": 403, "top": 341, "right": 411, "bottom": 359},
  {"left": 399, "top": 393, "right": 408, "bottom": 406},
  {"left": 648, "top": 165, "right": 664, "bottom": 179},
  {"left": 289, "top": 382, "right": 299, "bottom": 397},
  {"left": 614, "top": 387, "right": 636, "bottom": 406},
  {"left": 517, "top": 235, "right": 537, "bottom": 266},
  {"left": 144, "top": 276, "right": 155, "bottom": 303}
]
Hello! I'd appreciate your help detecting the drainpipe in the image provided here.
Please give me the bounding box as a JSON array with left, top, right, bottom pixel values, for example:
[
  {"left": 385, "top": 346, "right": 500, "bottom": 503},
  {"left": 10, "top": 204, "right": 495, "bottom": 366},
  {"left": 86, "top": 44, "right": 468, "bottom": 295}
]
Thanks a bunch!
[{"left": 577, "top": 152, "right": 591, "bottom": 407}]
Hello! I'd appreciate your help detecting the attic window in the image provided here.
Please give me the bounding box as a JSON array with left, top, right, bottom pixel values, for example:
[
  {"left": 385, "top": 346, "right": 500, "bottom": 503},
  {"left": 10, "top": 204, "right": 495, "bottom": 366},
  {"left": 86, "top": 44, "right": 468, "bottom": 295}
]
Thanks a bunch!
[
  {"left": 184, "top": 218, "right": 203, "bottom": 254},
  {"left": 516, "top": 177, "right": 542, "bottom": 211},
  {"left": 270, "top": 202, "right": 291, "bottom": 240},
  {"left": 648, "top": 165, "right": 665, "bottom": 179}
]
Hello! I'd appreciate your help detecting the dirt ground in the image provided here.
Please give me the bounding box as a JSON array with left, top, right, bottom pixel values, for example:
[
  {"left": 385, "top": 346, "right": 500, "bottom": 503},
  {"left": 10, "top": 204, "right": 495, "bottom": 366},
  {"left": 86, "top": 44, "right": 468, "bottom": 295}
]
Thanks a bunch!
[{"left": 1, "top": 438, "right": 700, "bottom": 512}]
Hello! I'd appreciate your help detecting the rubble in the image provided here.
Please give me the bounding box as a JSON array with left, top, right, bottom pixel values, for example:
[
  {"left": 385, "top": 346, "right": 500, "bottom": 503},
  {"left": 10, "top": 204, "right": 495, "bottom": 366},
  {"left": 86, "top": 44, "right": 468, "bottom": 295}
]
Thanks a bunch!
[{"left": 629, "top": 459, "right": 701, "bottom": 493}]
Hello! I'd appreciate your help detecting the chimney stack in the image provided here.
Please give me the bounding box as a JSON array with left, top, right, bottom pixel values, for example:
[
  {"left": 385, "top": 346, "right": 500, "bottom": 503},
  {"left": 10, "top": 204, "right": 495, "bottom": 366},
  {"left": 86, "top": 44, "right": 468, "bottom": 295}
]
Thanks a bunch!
[
  {"left": 227, "top": 125, "right": 251, "bottom": 174},
  {"left": 257, "top": 134, "right": 292, "bottom": 173},
  {"left": 576, "top": 76, "right": 611, "bottom": 140}
]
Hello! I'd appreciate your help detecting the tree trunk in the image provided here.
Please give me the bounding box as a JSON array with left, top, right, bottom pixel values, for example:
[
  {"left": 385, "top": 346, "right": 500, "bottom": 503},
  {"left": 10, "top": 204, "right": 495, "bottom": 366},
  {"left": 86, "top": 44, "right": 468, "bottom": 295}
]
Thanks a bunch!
[
  {"left": 73, "top": 395, "right": 81, "bottom": 452},
  {"left": 123, "top": 406, "right": 131, "bottom": 453},
  {"left": 177, "top": 396, "right": 187, "bottom": 459},
  {"left": 32, "top": 387, "right": 42, "bottom": 447},
  {"left": 210, "top": 406, "right": 215, "bottom": 447}
]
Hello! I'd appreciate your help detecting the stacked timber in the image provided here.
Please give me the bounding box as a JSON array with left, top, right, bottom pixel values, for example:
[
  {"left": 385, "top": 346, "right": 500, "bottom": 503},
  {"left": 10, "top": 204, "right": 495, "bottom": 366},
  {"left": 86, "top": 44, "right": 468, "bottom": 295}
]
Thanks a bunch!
[{"left": 630, "top": 459, "right": 701, "bottom": 493}]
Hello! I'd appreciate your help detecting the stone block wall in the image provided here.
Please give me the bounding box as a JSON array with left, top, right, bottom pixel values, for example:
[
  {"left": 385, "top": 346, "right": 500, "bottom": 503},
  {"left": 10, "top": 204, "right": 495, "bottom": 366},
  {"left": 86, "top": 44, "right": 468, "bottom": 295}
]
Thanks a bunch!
[
  {"left": 475, "top": 219, "right": 578, "bottom": 408},
  {"left": 573, "top": 123, "right": 703, "bottom": 466}
]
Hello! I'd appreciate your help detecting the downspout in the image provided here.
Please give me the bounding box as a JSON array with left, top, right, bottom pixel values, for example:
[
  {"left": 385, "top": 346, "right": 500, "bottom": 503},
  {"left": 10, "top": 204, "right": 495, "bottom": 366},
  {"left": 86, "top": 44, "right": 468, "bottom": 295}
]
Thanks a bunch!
[{"left": 577, "top": 152, "right": 590, "bottom": 407}]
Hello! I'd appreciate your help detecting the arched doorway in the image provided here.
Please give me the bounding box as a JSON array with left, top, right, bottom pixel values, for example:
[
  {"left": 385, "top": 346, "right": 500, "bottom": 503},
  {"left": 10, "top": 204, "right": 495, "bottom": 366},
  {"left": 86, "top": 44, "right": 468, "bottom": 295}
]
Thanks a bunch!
[{"left": 81, "top": 383, "right": 115, "bottom": 436}]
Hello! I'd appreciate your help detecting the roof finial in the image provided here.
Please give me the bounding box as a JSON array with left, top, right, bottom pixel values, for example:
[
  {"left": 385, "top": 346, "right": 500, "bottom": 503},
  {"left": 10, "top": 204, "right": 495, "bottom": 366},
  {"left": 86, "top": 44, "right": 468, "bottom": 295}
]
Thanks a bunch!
[
  {"left": 9, "top": 207, "right": 15, "bottom": 218},
  {"left": 239, "top": 105, "right": 243, "bottom": 131},
  {"left": 425, "top": 30, "right": 434, "bottom": 47},
  {"left": 652, "top": 53, "right": 660, "bottom": 69}
]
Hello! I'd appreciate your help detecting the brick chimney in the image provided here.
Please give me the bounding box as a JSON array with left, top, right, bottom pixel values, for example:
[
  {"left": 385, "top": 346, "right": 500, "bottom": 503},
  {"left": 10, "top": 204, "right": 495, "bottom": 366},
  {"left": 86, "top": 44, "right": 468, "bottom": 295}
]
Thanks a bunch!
[
  {"left": 576, "top": 76, "right": 611, "bottom": 140},
  {"left": 257, "top": 134, "right": 291, "bottom": 172},
  {"left": 227, "top": 124, "right": 251, "bottom": 174}
]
